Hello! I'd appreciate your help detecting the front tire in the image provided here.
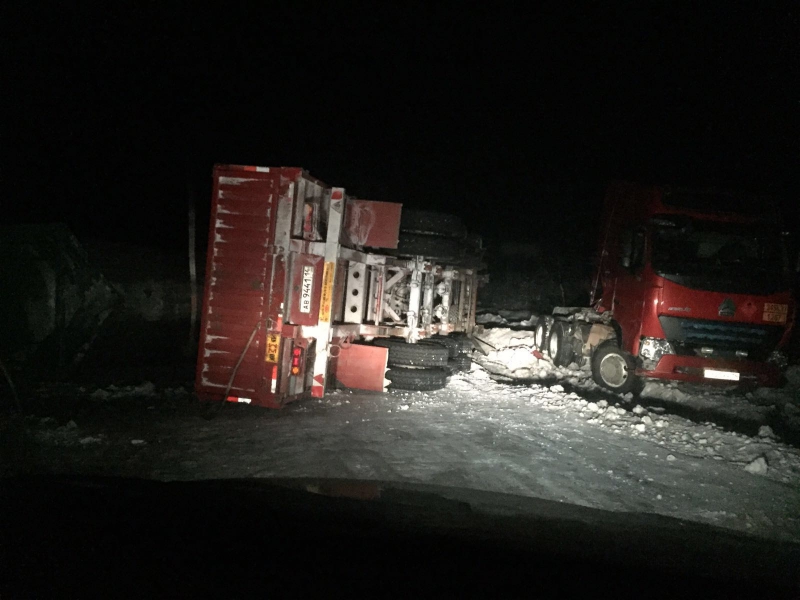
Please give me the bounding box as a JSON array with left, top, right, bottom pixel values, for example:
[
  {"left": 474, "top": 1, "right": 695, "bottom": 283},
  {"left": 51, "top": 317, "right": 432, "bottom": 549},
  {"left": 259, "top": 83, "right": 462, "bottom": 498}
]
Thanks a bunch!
[{"left": 591, "top": 341, "right": 639, "bottom": 394}]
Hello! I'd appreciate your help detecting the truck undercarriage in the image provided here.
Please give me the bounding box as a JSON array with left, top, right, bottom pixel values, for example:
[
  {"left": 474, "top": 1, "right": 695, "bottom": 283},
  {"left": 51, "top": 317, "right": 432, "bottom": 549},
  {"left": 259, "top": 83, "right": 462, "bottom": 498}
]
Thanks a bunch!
[{"left": 195, "top": 166, "right": 482, "bottom": 407}]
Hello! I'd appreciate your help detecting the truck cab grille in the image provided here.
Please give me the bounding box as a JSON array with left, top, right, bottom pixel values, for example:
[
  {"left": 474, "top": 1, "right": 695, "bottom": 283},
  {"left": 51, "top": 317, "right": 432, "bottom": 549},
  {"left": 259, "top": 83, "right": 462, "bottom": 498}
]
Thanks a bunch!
[{"left": 658, "top": 316, "right": 783, "bottom": 360}]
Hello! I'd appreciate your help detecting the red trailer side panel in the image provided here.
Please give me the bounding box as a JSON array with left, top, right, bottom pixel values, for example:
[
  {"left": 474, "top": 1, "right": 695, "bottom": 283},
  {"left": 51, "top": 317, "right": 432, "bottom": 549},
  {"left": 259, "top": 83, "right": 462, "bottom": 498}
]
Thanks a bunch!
[
  {"left": 195, "top": 166, "right": 300, "bottom": 403},
  {"left": 196, "top": 165, "right": 334, "bottom": 407},
  {"left": 196, "top": 165, "right": 280, "bottom": 401}
]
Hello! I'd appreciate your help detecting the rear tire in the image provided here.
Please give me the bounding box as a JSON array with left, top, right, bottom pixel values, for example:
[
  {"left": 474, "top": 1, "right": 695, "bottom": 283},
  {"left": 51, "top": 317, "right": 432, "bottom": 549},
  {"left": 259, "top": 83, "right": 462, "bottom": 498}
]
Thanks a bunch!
[
  {"left": 534, "top": 317, "right": 549, "bottom": 351},
  {"left": 430, "top": 334, "right": 473, "bottom": 358},
  {"left": 450, "top": 334, "right": 473, "bottom": 355},
  {"left": 591, "top": 341, "right": 639, "bottom": 394},
  {"left": 446, "top": 355, "right": 472, "bottom": 374},
  {"left": 374, "top": 337, "right": 449, "bottom": 368},
  {"left": 394, "top": 234, "right": 464, "bottom": 262},
  {"left": 387, "top": 367, "right": 449, "bottom": 391},
  {"left": 399, "top": 210, "right": 466, "bottom": 238},
  {"left": 429, "top": 335, "right": 459, "bottom": 358},
  {"left": 546, "top": 321, "right": 574, "bottom": 367}
]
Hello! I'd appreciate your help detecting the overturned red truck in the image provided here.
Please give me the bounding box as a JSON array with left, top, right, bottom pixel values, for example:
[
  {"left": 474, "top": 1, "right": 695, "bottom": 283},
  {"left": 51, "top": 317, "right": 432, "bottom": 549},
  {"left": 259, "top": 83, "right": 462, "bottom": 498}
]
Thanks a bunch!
[
  {"left": 535, "top": 182, "right": 796, "bottom": 392},
  {"left": 196, "top": 165, "right": 480, "bottom": 408}
]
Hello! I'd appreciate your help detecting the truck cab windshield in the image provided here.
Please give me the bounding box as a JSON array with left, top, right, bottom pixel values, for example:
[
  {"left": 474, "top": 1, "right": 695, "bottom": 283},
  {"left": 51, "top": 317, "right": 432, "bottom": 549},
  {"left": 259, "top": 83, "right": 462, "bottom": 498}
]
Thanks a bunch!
[{"left": 650, "top": 217, "right": 789, "bottom": 295}]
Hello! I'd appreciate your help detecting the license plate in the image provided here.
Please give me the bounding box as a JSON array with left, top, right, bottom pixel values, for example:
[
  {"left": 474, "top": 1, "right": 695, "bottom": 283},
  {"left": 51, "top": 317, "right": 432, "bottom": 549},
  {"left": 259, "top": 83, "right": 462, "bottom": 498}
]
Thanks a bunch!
[
  {"left": 300, "top": 265, "right": 315, "bottom": 313},
  {"left": 703, "top": 369, "right": 740, "bottom": 381},
  {"left": 763, "top": 303, "right": 788, "bottom": 324}
]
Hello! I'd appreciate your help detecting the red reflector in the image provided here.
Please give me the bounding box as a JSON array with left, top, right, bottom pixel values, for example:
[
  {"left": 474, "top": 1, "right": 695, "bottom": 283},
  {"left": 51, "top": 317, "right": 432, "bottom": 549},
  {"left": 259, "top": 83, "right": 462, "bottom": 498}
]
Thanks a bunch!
[{"left": 292, "top": 346, "right": 303, "bottom": 368}]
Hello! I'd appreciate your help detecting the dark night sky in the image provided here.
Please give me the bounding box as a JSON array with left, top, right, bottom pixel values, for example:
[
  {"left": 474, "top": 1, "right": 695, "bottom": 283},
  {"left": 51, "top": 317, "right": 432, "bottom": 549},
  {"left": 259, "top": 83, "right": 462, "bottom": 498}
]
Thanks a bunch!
[{"left": 4, "top": 3, "right": 798, "bottom": 251}]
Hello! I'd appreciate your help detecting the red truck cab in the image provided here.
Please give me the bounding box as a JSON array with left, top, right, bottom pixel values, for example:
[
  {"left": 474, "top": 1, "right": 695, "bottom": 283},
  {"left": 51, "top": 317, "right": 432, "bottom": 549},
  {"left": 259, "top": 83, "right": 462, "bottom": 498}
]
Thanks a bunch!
[{"left": 593, "top": 182, "right": 795, "bottom": 387}]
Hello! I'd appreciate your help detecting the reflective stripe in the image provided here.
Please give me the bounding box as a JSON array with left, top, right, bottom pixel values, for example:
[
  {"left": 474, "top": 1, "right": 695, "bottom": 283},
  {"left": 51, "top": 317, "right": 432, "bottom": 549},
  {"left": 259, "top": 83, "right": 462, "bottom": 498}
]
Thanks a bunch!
[{"left": 270, "top": 365, "right": 278, "bottom": 393}]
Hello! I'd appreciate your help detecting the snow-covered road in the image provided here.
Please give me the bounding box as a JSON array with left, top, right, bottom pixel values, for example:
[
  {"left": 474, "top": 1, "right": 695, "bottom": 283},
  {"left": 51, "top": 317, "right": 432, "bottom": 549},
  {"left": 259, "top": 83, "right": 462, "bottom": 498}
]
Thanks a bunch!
[{"left": 9, "top": 361, "right": 800, "bottom": 544}]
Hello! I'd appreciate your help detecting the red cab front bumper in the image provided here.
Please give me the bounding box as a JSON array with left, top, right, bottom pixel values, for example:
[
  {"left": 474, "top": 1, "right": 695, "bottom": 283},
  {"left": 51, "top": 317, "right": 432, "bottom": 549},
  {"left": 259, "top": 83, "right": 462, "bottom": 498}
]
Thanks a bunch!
[{"left": 637, "top": 355, "right": 783, "bottom": 387}]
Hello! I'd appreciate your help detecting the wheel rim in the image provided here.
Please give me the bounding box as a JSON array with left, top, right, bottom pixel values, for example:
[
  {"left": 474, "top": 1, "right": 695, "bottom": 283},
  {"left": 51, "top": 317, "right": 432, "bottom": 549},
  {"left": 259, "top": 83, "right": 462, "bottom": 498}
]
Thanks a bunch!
[
  {"left": 548, "top": 330, "right": 559, "bottom": 358},
  {"left": 599, "top": 353, "right": 628, "bottom": 387},
  {"left": 535, "top": 325, "right": 544, "bottom": 348}
]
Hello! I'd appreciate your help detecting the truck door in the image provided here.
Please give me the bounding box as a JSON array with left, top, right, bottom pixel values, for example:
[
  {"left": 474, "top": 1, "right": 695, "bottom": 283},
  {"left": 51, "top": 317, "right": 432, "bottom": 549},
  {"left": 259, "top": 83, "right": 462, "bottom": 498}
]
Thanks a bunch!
[{"left": 612, "top": 226, "right": 647, "bottom": 354}]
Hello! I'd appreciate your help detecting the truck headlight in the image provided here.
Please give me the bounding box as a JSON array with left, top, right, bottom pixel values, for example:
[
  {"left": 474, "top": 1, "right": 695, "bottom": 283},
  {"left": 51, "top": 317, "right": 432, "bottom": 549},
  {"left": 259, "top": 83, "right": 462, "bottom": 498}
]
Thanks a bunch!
[{"left": 639, "top": 337, "right": 675, "bottom": 362}]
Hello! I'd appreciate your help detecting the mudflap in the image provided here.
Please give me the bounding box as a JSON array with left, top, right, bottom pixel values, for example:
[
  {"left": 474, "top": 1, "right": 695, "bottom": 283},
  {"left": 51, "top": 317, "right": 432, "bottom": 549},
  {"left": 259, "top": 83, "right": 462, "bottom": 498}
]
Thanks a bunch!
[{"left": 333, "top": 344, "right": 390, "bottom": 392}]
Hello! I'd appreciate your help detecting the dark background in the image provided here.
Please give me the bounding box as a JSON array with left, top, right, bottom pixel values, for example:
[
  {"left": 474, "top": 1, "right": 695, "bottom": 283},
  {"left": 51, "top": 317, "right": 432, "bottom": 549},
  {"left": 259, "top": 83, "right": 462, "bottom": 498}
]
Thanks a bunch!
[{"left": 4, "top": 3, "right": 798, "bottom": 253}]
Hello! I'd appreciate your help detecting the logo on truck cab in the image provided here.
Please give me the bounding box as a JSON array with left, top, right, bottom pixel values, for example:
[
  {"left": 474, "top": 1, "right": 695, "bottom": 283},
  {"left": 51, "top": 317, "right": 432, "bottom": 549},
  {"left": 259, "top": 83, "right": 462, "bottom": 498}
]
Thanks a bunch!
[{"left": 718, "top": 298, "right": 736, "bottom": 317}]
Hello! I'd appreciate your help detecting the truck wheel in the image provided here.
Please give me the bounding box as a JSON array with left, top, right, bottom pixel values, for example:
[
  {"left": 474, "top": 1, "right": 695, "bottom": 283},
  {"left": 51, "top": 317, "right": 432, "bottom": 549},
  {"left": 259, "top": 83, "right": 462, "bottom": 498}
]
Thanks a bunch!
[
  {"left": 591, "top": 341, "right": 639, "bottom": 394},
  {"left": 374, "top": 337, "right": 449, "bottom": 368},
  {"left": 387, "top": 367, "right": 449, "bottom": 391},
  {"left": 446, "top": 355, "right": 472, "bottom": 374},
  {"left": 547, "top": 321, "right": 573, "bottom": 367},
  {"left": 534, "top": 317, "right": 548, "bottom": 351},
  {"left": 430, "top": 334, "right": 473, "bottom": 358},
  {"left": 394, "top": 234, "right": 464, "bottom": 262},
  {"left": 450, "top": 333, "right": 474, "bottom": 355},
  {"left": 400, "top": 210, "right": 467, "bottom": 239},
  {"left": 429, "top": 335, "right": 458, "bottom": 358}
]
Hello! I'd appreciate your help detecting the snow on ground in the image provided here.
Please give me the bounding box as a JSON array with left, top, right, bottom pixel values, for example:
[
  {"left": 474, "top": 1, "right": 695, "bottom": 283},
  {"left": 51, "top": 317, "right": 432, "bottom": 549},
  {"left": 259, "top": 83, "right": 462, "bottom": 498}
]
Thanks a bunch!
[
  {"left": 455, "top": 364, "right": 800, "bottom": 487},
  {"left": 5, "top": 360, "right": 800, "bottom": 544},
  {"left": 5, "top": 320, "right": 800, "bottom": 544}
]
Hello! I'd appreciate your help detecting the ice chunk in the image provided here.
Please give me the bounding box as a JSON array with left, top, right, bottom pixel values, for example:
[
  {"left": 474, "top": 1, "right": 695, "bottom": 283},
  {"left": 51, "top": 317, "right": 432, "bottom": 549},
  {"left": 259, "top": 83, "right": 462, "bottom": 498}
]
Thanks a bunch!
[
  {"left": 758, "top": 425, "right": 775, "bottom": 439},
  {"left": 744, "top": 456, "right": 768, "bottom": 475},
  {"left": 131, "top": 381, "right": 157, "bottom": 396},
  {"left": 79, "top": 436, "right": 103, "bottom": 445}
]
